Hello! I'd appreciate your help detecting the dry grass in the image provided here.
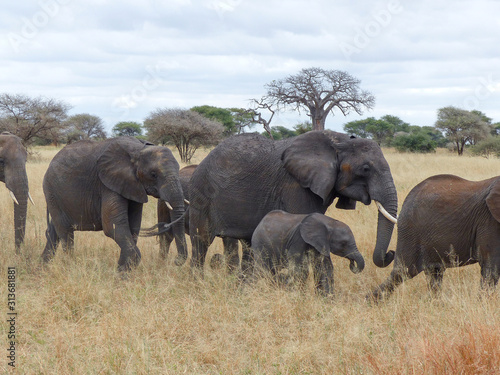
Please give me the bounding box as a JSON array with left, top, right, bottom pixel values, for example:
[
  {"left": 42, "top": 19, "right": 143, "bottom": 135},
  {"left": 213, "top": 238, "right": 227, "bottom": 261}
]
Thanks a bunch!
[{"left": 1, "top": 145, "right": 499, "bottom": 374}]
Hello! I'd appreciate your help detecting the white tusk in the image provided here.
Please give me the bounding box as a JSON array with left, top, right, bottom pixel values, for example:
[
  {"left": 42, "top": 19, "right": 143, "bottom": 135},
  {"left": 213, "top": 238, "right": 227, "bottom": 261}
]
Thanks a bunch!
[
  {"left": 9, "top": 190, "right": 19, "bottom": 205},
  {"left": 164, "top": 201, "right": 173, "bottom": 210},
  {"left": 28, "top": 192, "right": 35, "bottom": 205},
  {"left": 374, "top": 200, "right": 398, "bottom": 224},
  {"left": 184, "top": 199, "right": 190, "bottom": 205}
]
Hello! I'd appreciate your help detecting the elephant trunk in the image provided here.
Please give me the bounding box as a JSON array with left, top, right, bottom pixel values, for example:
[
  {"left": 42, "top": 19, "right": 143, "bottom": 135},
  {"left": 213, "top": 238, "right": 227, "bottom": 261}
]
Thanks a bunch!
[
  {"left": 160, "top": 181, "right": 187, "bottom": 266},
  {"left": 9, "top": 169, "right": 29, "bottom": 253},
  {"left": 348, "top": 249, "right": 365, "bottom": 274},
  {"left": 371, "top": 181, "right": 398, "bottom": 268}
]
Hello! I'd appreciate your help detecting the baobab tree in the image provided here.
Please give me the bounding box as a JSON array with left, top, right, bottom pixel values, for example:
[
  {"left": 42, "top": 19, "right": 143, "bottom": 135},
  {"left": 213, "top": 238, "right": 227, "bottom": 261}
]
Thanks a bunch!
[{"left": 258, "top": 67, "right": 375, "bottom": 131}]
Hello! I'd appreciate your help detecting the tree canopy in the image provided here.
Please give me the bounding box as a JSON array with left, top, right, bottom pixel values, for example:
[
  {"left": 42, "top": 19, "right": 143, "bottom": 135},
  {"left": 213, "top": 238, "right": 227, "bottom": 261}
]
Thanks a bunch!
[
  {"left": 144, "top": 108, "right": 223, "bottom": 163},
  {"left": 0, "top": 93, "right": 70, "bottom": 146},
  {"left": 435, "top": 106, "right": 490, "bottom": 155},
  {"left": 259, "top": 67, "right": 375, "bottom": 131},
  {"left": 112, "top": 121, "right": 143, "bottom": 137},
  {"left": 64, "top": 113, "right": 107, "bottom": 143}
]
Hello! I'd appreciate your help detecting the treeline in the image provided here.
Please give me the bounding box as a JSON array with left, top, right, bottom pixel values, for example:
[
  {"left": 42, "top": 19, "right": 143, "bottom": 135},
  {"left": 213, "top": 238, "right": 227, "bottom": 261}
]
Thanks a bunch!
[{"left": 344, "top": 108, "right": 500, "bottom": 156}]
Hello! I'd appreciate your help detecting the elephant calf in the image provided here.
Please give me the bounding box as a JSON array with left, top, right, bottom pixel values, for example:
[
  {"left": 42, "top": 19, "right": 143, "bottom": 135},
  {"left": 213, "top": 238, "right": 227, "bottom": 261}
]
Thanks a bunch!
[
  {"left": 251, "top": 210, "right": 365, "bottom": 295},
  {"left": 369, "top": 174, "right": 500, "bottom": 302}
]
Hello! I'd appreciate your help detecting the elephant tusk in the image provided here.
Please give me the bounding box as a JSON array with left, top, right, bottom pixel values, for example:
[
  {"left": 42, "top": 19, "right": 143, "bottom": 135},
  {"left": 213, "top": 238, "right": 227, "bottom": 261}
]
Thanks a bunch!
[
  {"left": 184, "top": 199, "right": 190, "bottom": 205},
  {"left": 374, "top": 200, "right": 398, "bottom": 224},
  {"left": 28, "top": 192, "right": 35, "bottom": 205},
  {"left": 8, "top": 190, "right": 19, "bottom": 205},
  {"left": 164, "top": 201, "right": 173, "bottom": 210}
]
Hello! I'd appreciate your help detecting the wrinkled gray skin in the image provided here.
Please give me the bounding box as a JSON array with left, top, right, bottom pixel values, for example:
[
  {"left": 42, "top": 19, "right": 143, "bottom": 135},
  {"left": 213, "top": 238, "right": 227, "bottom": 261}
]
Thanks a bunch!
[
  {"left": 0, "top": 133, "right": 29, "bottom": 252},
  {"left": 370, "top": 174, "right": 500, "bottom": 302},
  {"left": 189, "top": 131, "right": 398, "bottom": 271},
  {"left": 251, "top": 210, "right": 365, "bottom": 295},
  {"left": 158, "top": 164, "right": 239, "bottom": 268},
  {"left": 42, "top": 137, "right": 186, "bottom": 271}
]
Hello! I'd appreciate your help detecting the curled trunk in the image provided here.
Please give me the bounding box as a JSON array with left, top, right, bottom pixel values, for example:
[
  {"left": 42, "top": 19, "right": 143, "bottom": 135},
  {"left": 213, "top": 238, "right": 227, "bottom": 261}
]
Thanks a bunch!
[{"left": 348, "top": 250, "right": 365, "bottom": 273}]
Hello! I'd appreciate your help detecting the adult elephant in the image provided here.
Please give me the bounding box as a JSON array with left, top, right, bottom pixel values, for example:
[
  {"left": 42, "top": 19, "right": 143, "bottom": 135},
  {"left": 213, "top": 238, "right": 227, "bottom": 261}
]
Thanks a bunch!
[
  {"left": 369, "top": 174, "right": 500, "bottom": 302},
  {"left": 157, "top": 164, "right": 239, "bottom": 268},
  {"left": 42, "top": 137, "right": 186, "bottom": 271},
  {"left": 188, "top": 131, "right": 398, "bottom": 270},
  {"left": 0, "top": 132, "right": 33, "bottom": 252}
]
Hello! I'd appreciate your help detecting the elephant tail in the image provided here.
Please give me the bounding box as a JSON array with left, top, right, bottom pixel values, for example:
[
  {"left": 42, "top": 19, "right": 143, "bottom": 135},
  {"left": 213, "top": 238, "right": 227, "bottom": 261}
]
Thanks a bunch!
[{"left": 140, "top": 207, "right": 189, "bottom": 237}]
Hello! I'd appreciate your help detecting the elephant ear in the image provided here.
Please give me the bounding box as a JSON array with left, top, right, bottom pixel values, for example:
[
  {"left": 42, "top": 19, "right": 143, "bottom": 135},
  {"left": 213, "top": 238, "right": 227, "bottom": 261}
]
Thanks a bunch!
[
  {"left": 97, "top": 140, "right": 148, "bottom": 203},
  {"left": 486, "top": 179, "right": 500, "bottom": 223},
  {"left": 299, "top": 214, "right": 330, "bottom": 257},
  {"left": 282, "top": 132, "right": 339, "bottom": 204}
]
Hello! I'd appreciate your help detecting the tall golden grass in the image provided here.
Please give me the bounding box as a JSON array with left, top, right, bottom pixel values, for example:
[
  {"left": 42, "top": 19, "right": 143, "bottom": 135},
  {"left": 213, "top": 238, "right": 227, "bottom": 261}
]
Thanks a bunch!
[{"left": 1, "top": 145, "right": 499, "bottom": 374}]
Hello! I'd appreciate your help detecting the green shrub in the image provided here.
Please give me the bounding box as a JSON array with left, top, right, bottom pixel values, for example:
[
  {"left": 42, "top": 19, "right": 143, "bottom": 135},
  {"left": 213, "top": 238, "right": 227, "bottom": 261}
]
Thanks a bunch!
[
  {"left": 470, "top": 137, "right": 500, "bottom": 158},
  {"left": 393, "top": 132, "right": 436, "bottom": 153}
]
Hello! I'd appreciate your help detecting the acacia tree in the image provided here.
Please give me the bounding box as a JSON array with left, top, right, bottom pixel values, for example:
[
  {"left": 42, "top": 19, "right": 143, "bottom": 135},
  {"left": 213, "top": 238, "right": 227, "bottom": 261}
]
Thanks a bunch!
[
  {"left": 259, "top": 67, "right": 375, "bottom": 131},
  {"left": 112, "top": 121, "right": 143, "bottom": 137},
  {"left": 144, "top": 108, "right": 223, "bottom": 163},
  {"left": 64, "top": 113, "right": 107, "bottom": 143},
  {"left": 435, "top": 106, "right": 490, "bottom": 155},
  {"left": 0, "top": 93, "right": 70, "bottom": 145}
]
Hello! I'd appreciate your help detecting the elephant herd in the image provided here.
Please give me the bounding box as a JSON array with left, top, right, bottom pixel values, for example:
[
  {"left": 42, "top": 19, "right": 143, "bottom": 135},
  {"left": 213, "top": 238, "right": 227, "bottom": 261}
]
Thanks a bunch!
[{"left": 3, "top": 130, "right": 500, "bottom": 302}]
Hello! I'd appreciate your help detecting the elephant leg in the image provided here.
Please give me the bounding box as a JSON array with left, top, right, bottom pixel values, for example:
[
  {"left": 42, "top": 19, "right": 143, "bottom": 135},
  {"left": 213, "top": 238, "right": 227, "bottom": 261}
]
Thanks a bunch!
[
  {"left": 240, "top": 240, "right": 254, "bottom": 276},
  {"left": 424, "top": 264, "right": 445, "bottom": 295},
  {"left": 128, "top": 201, "right": 143, "bottom": 246},
  {"left": 479, "top": 255, "right": 500, "bottom": 291},
  {"left": 157, "top": 199, "right": 174, "bottom": 259},
  {"left": 287, "top": 252, "right": 308, "bottom": 289},
  {"left": 223, "top": 237, "right": 240, "bottom": 273},
  {"left": 189, "top": 208, "right": 213, "bottom": 270},
  {"left": 61, "top": 229, "right": 75, "bottom": 255},
  {"left": 369, "top": 263, "right": 420, "bottom": 302},
  {"left": 311, "top": 253, "right": 334, "bottom": 296},
  {"left": 41, "top": 218, "right": 60, "bottom": 262},
  {"left": 102, "top": 196, "right": 141, "bottom": 271}
]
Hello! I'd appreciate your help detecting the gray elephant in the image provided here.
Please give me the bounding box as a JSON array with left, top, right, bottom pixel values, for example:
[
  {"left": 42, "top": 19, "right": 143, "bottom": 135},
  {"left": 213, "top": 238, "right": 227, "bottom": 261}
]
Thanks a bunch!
[
  {"left": 157, "top": 164, "right": 239, "bottom": 268},
  {"left": 188, "top": 131, "right": 398, "bottom": 271},
  {"left": 0, "top": 132, "right": 33, "bottom": 252},
  {"left": 251, "top": 210, "right": 365, "bottom": 295},
  {"left": 370, "top": 174, "right": 500, "bottom": 302},
  {"left": 42, "top": 137, "right": 186, "bottom": 271}
]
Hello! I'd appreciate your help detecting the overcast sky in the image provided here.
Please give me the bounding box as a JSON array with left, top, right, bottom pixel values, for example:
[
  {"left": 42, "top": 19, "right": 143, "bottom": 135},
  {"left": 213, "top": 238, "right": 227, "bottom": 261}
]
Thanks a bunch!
[{"left": 1, "top": 0, "right": 499, "bottom": 133}]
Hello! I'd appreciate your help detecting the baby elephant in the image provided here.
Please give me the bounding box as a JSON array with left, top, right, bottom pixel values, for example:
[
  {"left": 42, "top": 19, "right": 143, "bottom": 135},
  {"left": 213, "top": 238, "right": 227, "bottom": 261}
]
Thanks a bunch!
[{"left": 251, "top": 210, "right": 365, "bottom": 295}]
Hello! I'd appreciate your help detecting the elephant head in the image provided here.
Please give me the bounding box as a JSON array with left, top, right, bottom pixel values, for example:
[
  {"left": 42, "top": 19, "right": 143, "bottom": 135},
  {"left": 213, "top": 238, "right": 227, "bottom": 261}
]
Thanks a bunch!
[
  {"left": 0, "top": 133, "right": 31, "bottom": 252},
  {"left": 96, "top": 137, "right": 187, "bottom": 265},
  {"left": 282, "top": 131, "right": 398, "bottom": 267},
  {"left": 299, "top": 213, "right": 365, "bottom": 273}
]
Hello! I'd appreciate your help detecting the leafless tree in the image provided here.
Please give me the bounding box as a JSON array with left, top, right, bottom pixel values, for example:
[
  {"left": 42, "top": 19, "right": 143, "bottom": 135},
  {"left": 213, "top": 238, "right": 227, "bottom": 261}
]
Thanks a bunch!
[
  {"left": 64, "top": 113, "right": 107, "bottom": 143},
  {"left": 0, "top": 93, "right": 70, "bottom": 146},
  {"left": 144, "top": 108, "right": 224, "bottom": 163},
  {"left": 259, "top": 67, "right": 375, "bottom": 131}
]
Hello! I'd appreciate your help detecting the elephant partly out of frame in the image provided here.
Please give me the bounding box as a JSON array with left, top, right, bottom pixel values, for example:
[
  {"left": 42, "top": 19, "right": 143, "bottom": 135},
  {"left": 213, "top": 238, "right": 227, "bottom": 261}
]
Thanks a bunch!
[
  {"left": 251, "top": 210, "right": 365, "bottom": 295},
  {"left": 370, "top": 174, "right": 500, "bottom": 302},
  {"left": 0, "top": 132, "right": 33, "bottom": 252},
  {"left": 188, "top": 131, "right": 398, "bottom": 272},
  {"left": 42, "top": 137, "right": 187, "bottom": 271}
]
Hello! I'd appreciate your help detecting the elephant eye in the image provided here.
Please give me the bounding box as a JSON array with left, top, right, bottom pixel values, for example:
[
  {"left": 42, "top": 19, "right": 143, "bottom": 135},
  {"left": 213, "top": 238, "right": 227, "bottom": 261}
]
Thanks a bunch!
[
  {"left": 150, "top": 171, "right": 157, "bottom": 179},
  {"left": 362, "top": 164, "right": 371, "bottom": 174}
]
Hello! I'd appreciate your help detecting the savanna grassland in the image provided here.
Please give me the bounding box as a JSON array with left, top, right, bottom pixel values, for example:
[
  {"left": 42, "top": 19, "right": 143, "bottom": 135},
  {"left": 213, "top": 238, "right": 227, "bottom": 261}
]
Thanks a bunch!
[{"left": 1, "top": 144, "right": 500, "bottom": 374}]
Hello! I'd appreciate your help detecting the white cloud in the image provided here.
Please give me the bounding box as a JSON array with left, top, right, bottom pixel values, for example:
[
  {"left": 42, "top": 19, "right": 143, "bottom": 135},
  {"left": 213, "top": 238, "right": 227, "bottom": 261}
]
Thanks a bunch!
[{"left": 1, "top": 0, "right": 499, "bottom": 132}]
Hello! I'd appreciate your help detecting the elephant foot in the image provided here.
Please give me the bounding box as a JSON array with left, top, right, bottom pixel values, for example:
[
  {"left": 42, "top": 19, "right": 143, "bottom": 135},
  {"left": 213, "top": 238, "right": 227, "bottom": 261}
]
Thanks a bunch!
[{"left": 174, "top": 253, "right": 187, "bottom": 266}]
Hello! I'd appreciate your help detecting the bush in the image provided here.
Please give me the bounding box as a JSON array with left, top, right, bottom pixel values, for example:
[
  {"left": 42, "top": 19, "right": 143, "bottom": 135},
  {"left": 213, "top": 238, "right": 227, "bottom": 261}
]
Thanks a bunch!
[
  {"left": 470, "top": 136, "right": 500, "bottom": 158},
  {"left": 393, "top": 132, "right": 436, "bottom": 153}
]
